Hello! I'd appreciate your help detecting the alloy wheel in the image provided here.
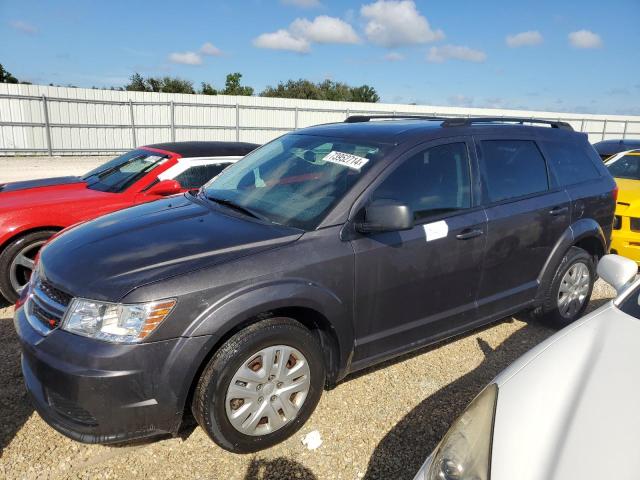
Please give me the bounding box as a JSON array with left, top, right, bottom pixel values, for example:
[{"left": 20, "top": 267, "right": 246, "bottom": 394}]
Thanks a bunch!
[{"left": 9, "top": 240, "right": 46, "bottom": 295}]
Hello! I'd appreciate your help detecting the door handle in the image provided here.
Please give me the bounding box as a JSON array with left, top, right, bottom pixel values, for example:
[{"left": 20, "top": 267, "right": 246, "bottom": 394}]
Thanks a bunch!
[
  {"left": 456, "top": 229, "right": 484, "bottom": 240},
  {"left": 549, "top": 206, "right": 569, "bottom": 216}
]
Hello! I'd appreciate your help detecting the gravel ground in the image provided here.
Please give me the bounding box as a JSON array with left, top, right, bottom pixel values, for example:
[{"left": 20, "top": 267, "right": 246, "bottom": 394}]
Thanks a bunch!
[
  {"left": 0, "top": 281, "right": 616, "bottom": 480},
  {"left": 0, "top": 157, "right": 108, "bottom": 183}
]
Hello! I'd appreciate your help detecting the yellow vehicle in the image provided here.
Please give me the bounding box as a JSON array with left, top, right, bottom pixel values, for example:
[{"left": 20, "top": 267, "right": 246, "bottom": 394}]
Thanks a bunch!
[{"left": 606, "top": 149, "right": 640, "bottom": 263}]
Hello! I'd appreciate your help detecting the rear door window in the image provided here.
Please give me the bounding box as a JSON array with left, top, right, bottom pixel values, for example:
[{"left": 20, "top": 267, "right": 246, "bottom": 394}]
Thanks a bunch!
[
  {"left": 542, "top": 141, "right": 601, "bottom": 186},
  {"left": 479, "top": 140, "right": 548, "bottom": 203}
]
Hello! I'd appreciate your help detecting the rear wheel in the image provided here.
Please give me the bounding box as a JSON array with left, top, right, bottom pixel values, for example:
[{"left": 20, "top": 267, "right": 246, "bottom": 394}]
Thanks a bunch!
[
  {"left": 536, "top": 246, "right": 595, "bottom": 328},
  {"left": 0, "top": 230, "right": 56, "bottom": 303},
  {"left": 192, "top": 317, "right": 325, "bottom": 453}
]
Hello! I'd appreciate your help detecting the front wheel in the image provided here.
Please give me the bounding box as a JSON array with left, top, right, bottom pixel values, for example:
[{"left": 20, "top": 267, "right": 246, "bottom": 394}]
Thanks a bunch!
[
  {"left": 192, "top": 317, "right": 326, "bottom": 453},
  {"left": 536, "top": 246, "right": 595, "bottom": 328},
  {"left": 0, "top": 230, "right": 56, "bottom": 303}
]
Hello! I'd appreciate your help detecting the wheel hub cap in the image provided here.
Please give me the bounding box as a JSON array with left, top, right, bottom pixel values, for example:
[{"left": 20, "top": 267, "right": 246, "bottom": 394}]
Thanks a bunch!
[
  {"left": 557, "top": 262, "right": 590, "bottom": 318},
  {"left": 225, "top": 345, "right": 311, "bottom": 436}
]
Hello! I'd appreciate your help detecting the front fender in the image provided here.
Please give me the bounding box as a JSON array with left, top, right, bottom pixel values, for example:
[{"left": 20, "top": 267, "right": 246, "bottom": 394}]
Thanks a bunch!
[{"left": 186, "top": 279, "right": 354, "bottom": 377}]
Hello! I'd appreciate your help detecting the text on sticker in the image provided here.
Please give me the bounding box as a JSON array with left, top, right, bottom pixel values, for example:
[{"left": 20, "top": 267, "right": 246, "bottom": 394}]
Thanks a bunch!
[{"left": 323, "top": 151, "right": 370, "bottom": 170}]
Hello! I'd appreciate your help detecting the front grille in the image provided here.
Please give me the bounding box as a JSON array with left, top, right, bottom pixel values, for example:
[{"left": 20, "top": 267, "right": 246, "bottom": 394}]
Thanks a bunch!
[
  {"left": 613, "top": 215, "right": 622, "bottom": 230},
  {"left": 47, "top": 389, "right": 98, "bottom": 426},
  {"left": 631, "top": 218, "right": 640, "bottom": 232},
  {"left": 26, "top": 276, "right": 72, "bottom": 335},
  {"left": 38, "top": 278, "right": 72, "bottom": 307}
]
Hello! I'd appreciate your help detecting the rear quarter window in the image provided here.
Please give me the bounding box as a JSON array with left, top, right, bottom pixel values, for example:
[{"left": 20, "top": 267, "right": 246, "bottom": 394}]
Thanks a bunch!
[{"left": 542, "top": 140, "right": 601, "bottom": 186}]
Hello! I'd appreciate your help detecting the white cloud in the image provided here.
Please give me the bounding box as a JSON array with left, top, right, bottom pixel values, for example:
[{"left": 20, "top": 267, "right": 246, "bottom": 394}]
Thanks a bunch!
[
  {"left": 168, "top": 51, "right": 203, "bottom": 65},
  {"left": 10, "top": 20, "right": 38, "bottom": 35},
  {"left": 427, "top": 45, "right": 487, "bottom": 63},
  {"left": 280, "top": 0, "right": 322, "bottom": 7},
  {"left": 200, "top": 42, "right": 223, "bottom": 56},
  {"left": 361, "top": 0, "right": 444, "bottom": 48},
  {"left": 568, "top": 30, "right": 602, "bottom": 49},
  {"left": 384, "top": 52, "right": 405, "bottom": 61},
  {"left": 506, "top": 30, "right": 543, "bottom": 48},
  {"left": 448, "top": 94, "right": 474, "bottom": 107},
  {"left": 254, "top": 15, "right": 359, "bottom": 53},
  {"left": 290, "top": 16, "right": 360, "bottom": 44},
  {"left": 253, "top": 29, "right": 311, "bottom": 53}
]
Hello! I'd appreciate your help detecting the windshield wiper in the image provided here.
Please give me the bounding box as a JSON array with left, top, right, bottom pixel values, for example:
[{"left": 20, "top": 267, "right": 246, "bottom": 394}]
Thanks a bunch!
[{"left": 205, "top": 196, "right": 268, "bottom": 222}]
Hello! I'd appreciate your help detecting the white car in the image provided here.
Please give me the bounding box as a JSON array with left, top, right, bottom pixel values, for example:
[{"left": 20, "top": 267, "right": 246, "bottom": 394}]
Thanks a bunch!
[{"left": 414, "top": 254, "right": 640, "bottom": 480}]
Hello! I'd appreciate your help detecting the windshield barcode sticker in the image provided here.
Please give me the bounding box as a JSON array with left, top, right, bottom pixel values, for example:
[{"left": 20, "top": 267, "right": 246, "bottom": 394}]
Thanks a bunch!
[{"left": 323, "top": 151, "right": 370, "bottom": 170}]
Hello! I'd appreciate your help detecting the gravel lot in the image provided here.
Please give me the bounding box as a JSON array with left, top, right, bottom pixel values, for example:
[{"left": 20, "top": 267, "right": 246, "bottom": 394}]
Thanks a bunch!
[{"left": 0, "top": 281, "right": 616, "bottom": 480}]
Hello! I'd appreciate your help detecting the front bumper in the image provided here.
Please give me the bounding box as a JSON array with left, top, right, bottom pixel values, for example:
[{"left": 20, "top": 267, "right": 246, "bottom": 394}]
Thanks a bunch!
[
  {"left": 610, "top": 222, "right": 640, "bottom": 265},
  {"left": 14, "top": 305, "right": 211, "bottom": 444}
]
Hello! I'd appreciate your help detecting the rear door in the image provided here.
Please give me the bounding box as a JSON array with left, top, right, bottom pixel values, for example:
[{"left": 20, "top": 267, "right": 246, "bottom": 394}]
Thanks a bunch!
[
  {"left": 351, "top": 137, "right": 487, "bottom": 367},
  {"left": 475, "top": 135, "right": 571, "bottom": 318}
]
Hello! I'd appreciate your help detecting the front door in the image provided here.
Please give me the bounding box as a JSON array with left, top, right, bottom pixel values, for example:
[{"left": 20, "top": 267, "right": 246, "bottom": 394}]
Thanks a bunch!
[{"left": 350, "top": 138, "right": 487, "bottom": 368}]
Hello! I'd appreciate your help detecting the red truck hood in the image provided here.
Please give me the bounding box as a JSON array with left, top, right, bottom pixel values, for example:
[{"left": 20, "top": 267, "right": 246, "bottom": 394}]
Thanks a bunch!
[{"left": 0, "top": 176, "right": 109, "bottom": 212}]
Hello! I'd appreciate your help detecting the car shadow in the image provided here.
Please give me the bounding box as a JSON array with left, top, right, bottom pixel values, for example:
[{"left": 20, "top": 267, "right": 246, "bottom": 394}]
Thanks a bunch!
[
  {"left": 362, "top": 298, "right": 612, "bottom": 480},
  {"left": 0, "top": 307, "right": 34, "bottom": 458},
  {"left": 244, "top": 457, "right": 317, "bottom": 480}
]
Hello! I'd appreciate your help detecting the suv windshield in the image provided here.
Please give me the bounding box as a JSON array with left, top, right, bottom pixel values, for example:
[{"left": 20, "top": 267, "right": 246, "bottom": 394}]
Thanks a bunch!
[
  {"left": 606, "top": 154, "right": 640, "bottom": 180},
  {"left": 203, "top": 134, "right": 390, "bottom": 230},
  {"left": 83, "top": 150, "right": 169, "bottom": 193}
]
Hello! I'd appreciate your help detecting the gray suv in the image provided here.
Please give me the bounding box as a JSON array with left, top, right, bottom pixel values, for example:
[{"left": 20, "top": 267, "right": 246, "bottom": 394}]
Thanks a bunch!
[{"left": 14, "top": 116, "right": 616, "bottom": 452}]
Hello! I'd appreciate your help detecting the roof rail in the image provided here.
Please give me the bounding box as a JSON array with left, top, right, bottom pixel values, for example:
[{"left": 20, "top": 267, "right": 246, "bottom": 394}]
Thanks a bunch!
[
  {"left": 344, "top": 114, "right": 447, "bottom": 123},
  {"left": 441, "top": 117, "right": 574, "bottom": 130},
  {"left": 344, "top": 114, "right": 574, "bottom": 131}
]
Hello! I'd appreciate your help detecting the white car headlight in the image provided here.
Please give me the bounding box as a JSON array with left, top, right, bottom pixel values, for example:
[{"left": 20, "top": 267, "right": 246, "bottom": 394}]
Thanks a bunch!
[
  {"left": 415, "top": 384, "right": 497, "bottom": 480},
  {"left": 62, "top": 298, "right": 176, "bottom": 343}
]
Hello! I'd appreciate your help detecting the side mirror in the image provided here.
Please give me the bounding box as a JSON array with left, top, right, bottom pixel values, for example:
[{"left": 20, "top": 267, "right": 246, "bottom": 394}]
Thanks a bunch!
[
  {"left": 146, "top": 179, "right": 183, "bottom": 196},
  {"left": 597, "top": 254, "right": 638, "bottom": 293},
  {"left": 356, "top": 199, "right": 414, "bottom": 233}
]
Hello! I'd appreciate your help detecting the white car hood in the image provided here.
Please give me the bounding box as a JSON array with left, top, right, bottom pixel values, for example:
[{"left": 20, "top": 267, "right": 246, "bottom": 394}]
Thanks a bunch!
[{"left": 491, "top": 303, "right": 640, "bottom": 480}]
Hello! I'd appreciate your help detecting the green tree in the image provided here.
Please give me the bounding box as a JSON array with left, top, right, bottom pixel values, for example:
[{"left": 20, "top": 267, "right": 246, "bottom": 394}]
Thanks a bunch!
[
  {"left": 0, "top": 64, "right": 19, "bottom": 83},
  {"left": 261, "top": 79, "right": 321, "bottom": 100},
  {"left": 125, "top": 73, "right": 148, "bottom": 91},
  {"left": 146, "top": 77, "right": 162, "bottom": 92},
  {"left": 159, "top": 76, "right": 195, "bottom": 94},
  {"left": 318, "top": 80, "right": 352, "bottom": 101},
  {"left": 351, "top": 85, "right": 380, "bottom": 103},
  {"left": 260, "top": 78, "right": 380, "bottom": 103},
  {"left": 200, "top": 82, "right": 218, "bottom": 95},
  {"left": 221, "top": 72, "right": 254, "bottom": 96}
]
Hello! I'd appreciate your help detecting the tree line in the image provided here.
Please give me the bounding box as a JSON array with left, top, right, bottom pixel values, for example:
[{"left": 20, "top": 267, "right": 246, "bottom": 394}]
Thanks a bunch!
[
  {"left": 1, "top": 62, "right": 380, "bottom": 103},
  {"left": 124, "top": 72, "right": 380, "bottom": 103}
]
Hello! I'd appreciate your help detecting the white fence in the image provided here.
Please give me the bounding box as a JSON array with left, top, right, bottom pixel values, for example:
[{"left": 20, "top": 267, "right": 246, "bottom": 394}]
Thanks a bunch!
[{"left": 1, "top": 83, "right": 639, "bottom": 156}]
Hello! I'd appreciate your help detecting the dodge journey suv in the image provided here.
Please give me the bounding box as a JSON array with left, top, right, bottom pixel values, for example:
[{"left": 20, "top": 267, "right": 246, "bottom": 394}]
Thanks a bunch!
[{"left": 14, "top": 116, "right": 616, "bottom": 452}]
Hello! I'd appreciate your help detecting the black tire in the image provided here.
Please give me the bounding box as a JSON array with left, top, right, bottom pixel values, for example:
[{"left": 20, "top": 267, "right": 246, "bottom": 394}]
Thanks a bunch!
[
  {"left": 192, "top": 317, "right": 326, "bottom": 453},
  {"left": 0, "top": 230, "right": 56, "bottom": 303},
  {"left": 535, "top": 246, "right": 595, "bottom": 329}
]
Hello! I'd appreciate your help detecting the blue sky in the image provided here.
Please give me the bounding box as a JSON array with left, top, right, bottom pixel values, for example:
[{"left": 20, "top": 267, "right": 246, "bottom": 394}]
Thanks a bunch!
[{"left": 2, "top": 0, "right": 639, "bottom": 114}]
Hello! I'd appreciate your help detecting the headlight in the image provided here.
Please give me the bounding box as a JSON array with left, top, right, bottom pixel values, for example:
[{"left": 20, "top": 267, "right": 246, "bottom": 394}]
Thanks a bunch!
[
  {"left": 62, "top": 298, "right": 176, "bottom": 343},
  {"left": 416, "top": 384, "right": 498, "bottom": 480}
]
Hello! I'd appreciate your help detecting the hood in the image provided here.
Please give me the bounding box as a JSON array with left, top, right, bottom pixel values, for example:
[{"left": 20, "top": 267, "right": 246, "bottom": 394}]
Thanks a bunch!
[
  {"left": 491, "top": 304, "right": 640, "bottom": 480},
  {"left": 39, "top": 194, "right": 302, "bottom": 301},
  {"left": 0, "top": 176, "right": 83, "bottom": 193},
  {"left": 0, "top": 177, "right": 99, "bottom": 213}
]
